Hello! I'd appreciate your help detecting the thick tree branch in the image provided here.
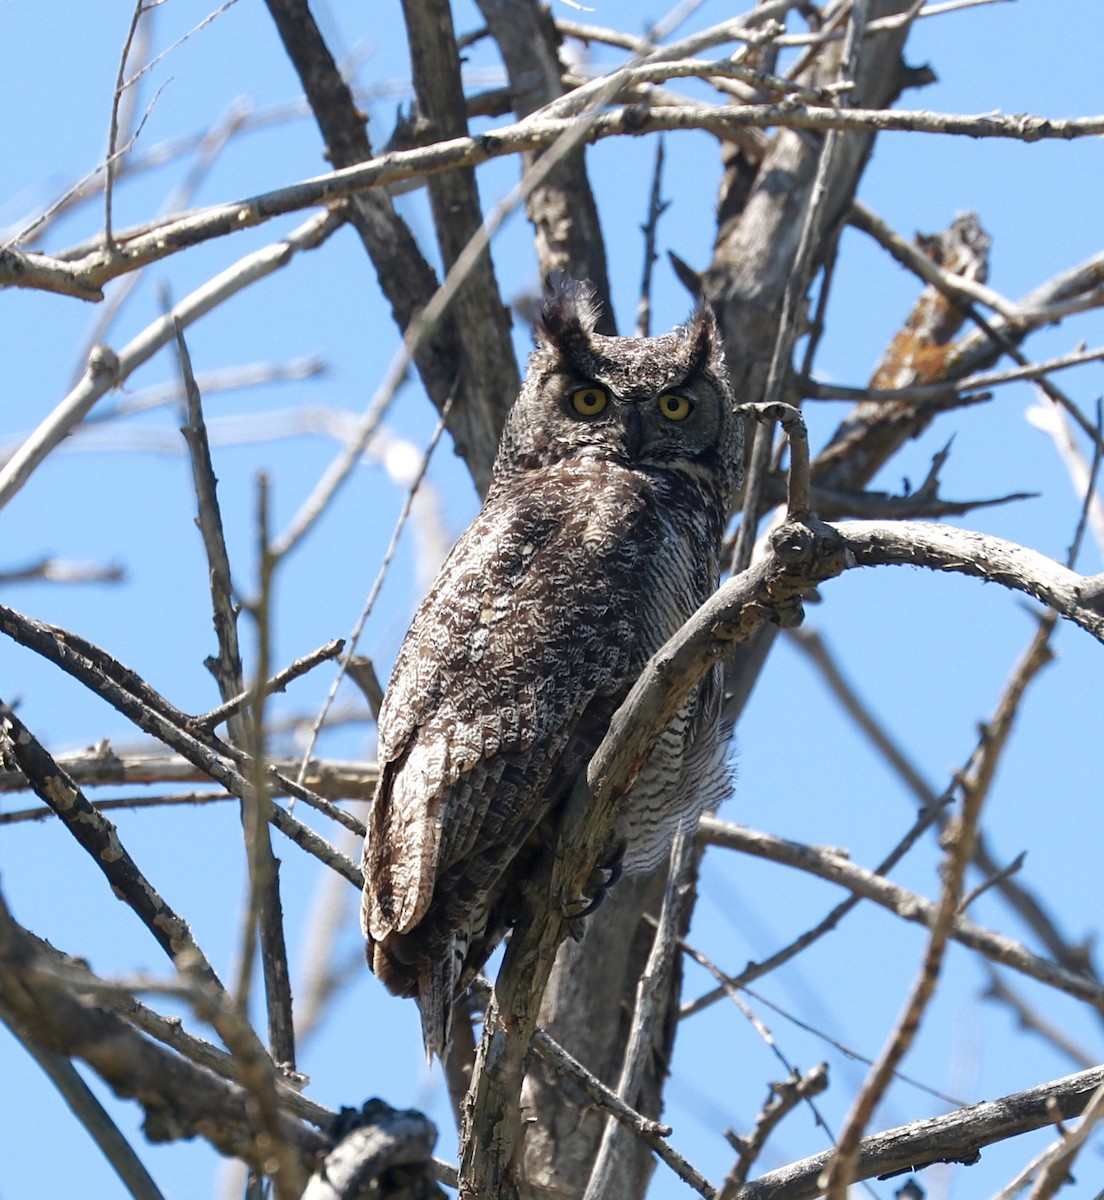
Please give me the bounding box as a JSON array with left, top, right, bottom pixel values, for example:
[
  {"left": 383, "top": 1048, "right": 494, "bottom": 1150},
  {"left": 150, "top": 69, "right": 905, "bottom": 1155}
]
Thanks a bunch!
[
  {"left": 729, "top": 1065, "right": 1104, "bottom": 1200},
  {"left": 462, "top": 505, "right": 1104, "bottom": 1193},
  {"left": 0, "top": 888, "right": 324, "bottom": 1181},
  {"left": 0, "top": 702, "right": 225, "bottom": 993}
]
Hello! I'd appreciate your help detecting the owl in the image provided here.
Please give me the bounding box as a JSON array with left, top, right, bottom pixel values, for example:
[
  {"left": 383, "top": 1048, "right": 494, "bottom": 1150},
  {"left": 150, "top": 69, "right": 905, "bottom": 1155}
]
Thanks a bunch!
[{"left": 361, "top": 279, "right": 743, "bottom": 1056}]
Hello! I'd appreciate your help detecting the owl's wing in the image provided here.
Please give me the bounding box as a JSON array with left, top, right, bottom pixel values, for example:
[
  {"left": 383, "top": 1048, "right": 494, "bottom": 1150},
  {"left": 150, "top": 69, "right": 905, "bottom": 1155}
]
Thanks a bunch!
[{"left": 362, "top": 473, "right": 644, "bottom": 944}]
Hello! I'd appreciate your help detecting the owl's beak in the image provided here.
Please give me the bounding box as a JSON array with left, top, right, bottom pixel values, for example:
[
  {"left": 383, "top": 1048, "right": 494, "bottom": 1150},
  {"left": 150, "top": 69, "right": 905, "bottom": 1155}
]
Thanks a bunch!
[{"left": 621, "top": 404, "right": 643, "bottom": 458}]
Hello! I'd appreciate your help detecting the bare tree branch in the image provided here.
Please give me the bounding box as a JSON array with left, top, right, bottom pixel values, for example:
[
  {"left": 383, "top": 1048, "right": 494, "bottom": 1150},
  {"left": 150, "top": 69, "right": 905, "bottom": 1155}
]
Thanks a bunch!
[
  {"left": 0, "top": 702, "right": 226, "bottom": 993},
  {"left": 729, "top": 1065, "right": 1104, "bottom": 1200},
  {"left": 0, "top": 210, "right": 343, "bottom": 512},
  {"left": 0, "top": 886, "right": 325, "bottom": 1179},
  {"left": 5, "top": 101, "right": 1101, "bottom": 303},
  {"left": 6, "top": 1026, "right": 166, "bottom": 1200},
  {"left": 700, "top": 817, "right": 1104, "bottom": 1011},
  {"left": 0, "top": 747, "right": 375, "bottom": 800},
  {"left": 719, "top": 1066, "right": 830, "bottom": 1199}
]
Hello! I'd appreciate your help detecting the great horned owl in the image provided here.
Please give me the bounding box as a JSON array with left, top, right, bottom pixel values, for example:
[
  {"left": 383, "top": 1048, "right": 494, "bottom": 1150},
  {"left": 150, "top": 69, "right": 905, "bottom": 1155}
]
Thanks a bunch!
[{"left": 361, "top": 279, "right": 743, "bottom": 1056}]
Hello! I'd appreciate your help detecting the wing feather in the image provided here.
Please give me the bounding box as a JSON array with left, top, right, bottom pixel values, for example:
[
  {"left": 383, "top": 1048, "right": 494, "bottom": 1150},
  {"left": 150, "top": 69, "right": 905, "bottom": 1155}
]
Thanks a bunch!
[{"left": 363, "top": 463, "right": 651, "bottom": 945}]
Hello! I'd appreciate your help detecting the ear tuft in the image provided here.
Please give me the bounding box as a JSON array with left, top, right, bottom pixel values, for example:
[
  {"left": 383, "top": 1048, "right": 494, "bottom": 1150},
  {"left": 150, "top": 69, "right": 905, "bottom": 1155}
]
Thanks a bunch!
[
  {"left": 535, "top": 275, "right": 603, "bottom": 350},
  {"left": 681, "top": 299, "right": 722, "bottom": 375}
]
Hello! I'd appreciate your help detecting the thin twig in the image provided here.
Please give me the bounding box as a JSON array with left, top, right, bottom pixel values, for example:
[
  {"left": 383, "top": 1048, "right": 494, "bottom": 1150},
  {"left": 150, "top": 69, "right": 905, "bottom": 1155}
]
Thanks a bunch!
[
  {"left": 122, "top": 0, "right": 242, "bottom": 94},
  {"left": 91, "top": 354, "right": 325, "bottom": 422},
  {"left": 196, "top": 639, "right": 345, "bottom": 731},
  {"left": 802, "top": 345, "right": 1104, "bottom": 405},
  {"left": 293, "top": 392, "right": 455, "bottom": 782},
  {"left": 719, "top": 1067, "right": 830, "bottom": 1199},
  {"left": 635, "top": 136, "right": 669, "bottom": 338},
  {"left": 0, "top": 557, "right": 125, "bottom": 586},
  {"left": 1064, "top": 395, "right": 1104, "bottom": 568},
  {"left": 238, "top": 473, "right": 299, "bottom": 1077},
  {"left": 699, "top": 817, "right": 1104, "bottom": 1011},
  {"left": 176, "top": 319, "right": 297, "bottom": 1078},
  {"left": 0, "top": 791, "right": 231, "bottom": 825},
  {"left": 799, "top": 222, "right": 843, "bottom": 379},
  {"left": 105, "top": 1, "right": 151, "bottom": 245},
  {"left": 176, "top": 317, "right": 245, "bottom": 728}
]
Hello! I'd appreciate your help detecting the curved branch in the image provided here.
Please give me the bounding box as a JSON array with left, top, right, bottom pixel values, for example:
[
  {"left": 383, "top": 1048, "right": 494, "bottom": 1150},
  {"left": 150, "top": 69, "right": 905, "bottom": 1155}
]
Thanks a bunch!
[
  {"left": 301, "top": 1101, "right": 440, "bottom": 1200},
  {"left": 461, "top": 513, "right": 1104, "bottom": 1192},
  {"left": 836, "top": 521, "right": 1104, "bottom": 641}
]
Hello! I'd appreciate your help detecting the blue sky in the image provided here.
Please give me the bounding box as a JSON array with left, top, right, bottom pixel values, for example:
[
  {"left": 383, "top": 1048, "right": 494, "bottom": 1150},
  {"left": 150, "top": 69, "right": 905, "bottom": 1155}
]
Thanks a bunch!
[{"left": 1, "top": 1, "right": 1102, "bottom": 1197}]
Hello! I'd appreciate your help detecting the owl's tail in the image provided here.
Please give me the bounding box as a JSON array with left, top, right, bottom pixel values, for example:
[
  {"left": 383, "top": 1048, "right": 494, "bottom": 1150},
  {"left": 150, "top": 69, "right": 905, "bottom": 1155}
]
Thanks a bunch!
[{"left": 418, "top": 936, "right": 465, "bottom": 1060}]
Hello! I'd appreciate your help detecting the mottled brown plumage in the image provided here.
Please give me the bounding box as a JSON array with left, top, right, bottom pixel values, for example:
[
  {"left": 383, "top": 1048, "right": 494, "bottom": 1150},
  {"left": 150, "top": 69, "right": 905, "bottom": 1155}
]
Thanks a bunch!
[{"left": 361, "top": 280, "right": 743, "bottom": 1055}]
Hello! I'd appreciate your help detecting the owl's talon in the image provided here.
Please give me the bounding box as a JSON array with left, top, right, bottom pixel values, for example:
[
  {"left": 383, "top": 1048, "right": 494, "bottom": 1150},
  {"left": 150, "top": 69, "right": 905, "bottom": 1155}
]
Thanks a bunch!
[
  {"left": 589, "top": 865, "right": 616, "bottom": 889},
  {"left": 559, "top": 836, "right": 627, "bottom": 924},
  {"left": 595, "top": 838, "right": 626, "bottom": 890},
  {"left": 563, "top": 890, "right": 603, "bottom": 942}
]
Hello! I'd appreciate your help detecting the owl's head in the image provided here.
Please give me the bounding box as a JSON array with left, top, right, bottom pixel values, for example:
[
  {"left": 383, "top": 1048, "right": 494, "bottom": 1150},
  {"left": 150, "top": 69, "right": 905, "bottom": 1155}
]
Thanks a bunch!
[{"left": 496, "top": 279, "right": 742, "bottom": 506}]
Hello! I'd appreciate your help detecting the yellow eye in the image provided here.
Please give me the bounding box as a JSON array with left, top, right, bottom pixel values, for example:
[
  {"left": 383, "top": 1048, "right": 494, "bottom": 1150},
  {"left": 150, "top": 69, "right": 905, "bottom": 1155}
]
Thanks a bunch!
[
  {"left": 570, "top": 386, "right": 609, "bottom": 417},
  {"left": 658, "top": 392, "right": 693, "bottom": 421}
]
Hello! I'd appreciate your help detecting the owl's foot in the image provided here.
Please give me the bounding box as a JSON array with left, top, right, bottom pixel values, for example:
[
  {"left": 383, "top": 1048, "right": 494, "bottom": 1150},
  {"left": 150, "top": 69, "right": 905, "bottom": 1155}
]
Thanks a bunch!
[{"left": 562, "top": 839, "right": 626, "bottom": 938}]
